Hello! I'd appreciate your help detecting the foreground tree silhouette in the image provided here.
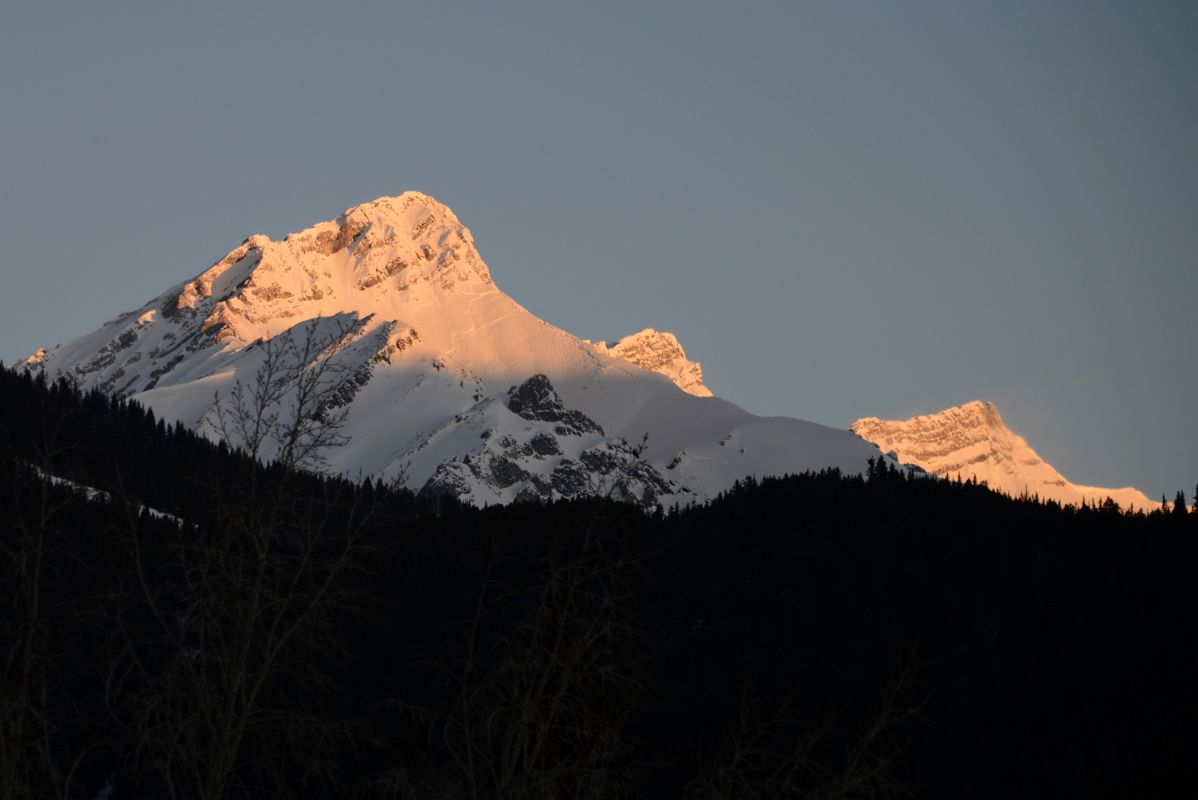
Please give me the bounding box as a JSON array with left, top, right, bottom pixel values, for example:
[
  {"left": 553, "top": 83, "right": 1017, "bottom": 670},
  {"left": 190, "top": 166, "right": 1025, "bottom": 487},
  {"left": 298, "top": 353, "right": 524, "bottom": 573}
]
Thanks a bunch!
[
  {"left": 205, "top": 316, "right": 358, "bottom": 474},
  {"left": 103, "top": 323, "right": 376, "bottom": 800},
  {"left": 0, "top": 390, "right": 126, "bottom": 799},
  {"left": 370, "top": 510, "right": 652, "bottom": 800},
  {"left": 683, "top": 647, "right": 924, "bottom": 800},
  {"left": 0, "top": 464, "right": 86, "bottom": 798}
]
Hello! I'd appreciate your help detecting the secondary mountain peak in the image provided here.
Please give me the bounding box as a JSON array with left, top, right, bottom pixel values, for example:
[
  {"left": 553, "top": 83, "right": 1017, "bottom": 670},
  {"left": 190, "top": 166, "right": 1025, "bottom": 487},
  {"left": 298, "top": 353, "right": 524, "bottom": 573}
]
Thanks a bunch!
[
  {"left": 855, "top": 399, "right": 1004, "bottom": 439},
  {"left": 850, "top": 402, "right": 1154, "bottom": 510},
  {"left": 593, "top": 328, "right": 712, "bottom": 397}
]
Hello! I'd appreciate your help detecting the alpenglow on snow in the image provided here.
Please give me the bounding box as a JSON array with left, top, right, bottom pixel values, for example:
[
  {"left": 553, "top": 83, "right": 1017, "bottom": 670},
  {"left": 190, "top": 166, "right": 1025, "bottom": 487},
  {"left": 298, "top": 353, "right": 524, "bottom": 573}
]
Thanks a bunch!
[
  {"left": 21, "top": 192, "right": 884, "bottom": 507},
  {"left": 851, "top": 401, "right": 1155, "bottom": 510}
]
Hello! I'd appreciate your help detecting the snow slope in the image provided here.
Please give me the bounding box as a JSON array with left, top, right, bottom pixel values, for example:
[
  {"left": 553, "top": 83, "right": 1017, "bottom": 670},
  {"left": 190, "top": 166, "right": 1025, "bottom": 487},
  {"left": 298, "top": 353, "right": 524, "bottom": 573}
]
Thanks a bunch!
[
  {"left": 851, "top": 401, "right": 1155, "bottom": 511},
  {"left": 22, "top": 192, "right": 880, "bottom": 507},
  {"left": 27, "top": 464, "right": 181, "bottom": 524}
]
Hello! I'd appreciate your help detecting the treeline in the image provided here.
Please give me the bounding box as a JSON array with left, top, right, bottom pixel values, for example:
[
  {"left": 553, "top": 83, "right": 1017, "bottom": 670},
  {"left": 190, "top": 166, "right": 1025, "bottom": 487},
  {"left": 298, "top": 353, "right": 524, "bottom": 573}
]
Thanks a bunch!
[{"left": 1, "top": 366, "right": 1195, "bottom": 799}]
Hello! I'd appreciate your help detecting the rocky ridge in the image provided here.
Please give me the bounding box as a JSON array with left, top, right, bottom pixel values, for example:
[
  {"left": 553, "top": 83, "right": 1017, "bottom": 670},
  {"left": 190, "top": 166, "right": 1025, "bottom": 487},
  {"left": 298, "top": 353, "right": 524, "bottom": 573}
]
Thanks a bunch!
[
  {"left": 851, "top": 401, "right": 1154, "bottom": 510},
  {"left": 593, "top": 329, "right": 712, "bottom": 397},
  {"left": 420, "top": 375, "right": 682, "bottom": 508}
]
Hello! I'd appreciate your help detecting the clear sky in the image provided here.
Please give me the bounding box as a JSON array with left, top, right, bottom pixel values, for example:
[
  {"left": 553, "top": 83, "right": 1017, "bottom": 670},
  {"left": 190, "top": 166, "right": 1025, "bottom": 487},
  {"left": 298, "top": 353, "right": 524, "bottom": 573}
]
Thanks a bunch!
[{"left": 1, "top": 1, "right": 1194, "bottom": 498}]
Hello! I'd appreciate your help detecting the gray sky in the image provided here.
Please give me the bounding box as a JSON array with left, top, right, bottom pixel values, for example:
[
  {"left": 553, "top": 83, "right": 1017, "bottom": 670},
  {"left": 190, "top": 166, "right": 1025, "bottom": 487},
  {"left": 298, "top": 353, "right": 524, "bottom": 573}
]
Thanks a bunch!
[{"left": 1, "top": 1, "right": 1194, "bottom": 498}]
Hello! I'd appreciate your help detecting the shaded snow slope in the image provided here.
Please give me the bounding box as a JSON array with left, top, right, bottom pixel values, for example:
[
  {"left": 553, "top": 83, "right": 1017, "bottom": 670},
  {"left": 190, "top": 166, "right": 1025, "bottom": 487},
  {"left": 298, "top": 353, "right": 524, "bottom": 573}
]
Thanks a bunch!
[
  {"left": 851, "top": 401, "right": 1154, "bottom": 511},
  {"left": 22, "top": 192, "right": 880, "bottom": 506}
]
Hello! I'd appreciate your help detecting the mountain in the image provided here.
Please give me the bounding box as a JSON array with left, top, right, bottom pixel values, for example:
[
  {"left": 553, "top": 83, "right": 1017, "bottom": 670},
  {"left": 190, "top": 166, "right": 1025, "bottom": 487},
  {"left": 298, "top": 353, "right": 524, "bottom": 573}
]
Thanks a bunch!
[
  {"left": 20, "top": 191, "right": 880, "bottom": 507},
  {"left": 850, "top": 401, "right": 1155, "bottom": 510}
]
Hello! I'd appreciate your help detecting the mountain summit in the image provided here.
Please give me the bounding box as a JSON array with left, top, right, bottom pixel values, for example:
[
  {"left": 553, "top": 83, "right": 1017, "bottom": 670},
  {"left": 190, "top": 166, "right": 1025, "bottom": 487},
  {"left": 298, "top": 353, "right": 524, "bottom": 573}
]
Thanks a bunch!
[
  {"left": 163, "top": 191, "right": 490, "bottom": 350},
  {"left": 851, "top": 401, "right": 1154, "bottom": 510},
  {"left": 23, "top": 192, "right": 880, "bottom": 506}
]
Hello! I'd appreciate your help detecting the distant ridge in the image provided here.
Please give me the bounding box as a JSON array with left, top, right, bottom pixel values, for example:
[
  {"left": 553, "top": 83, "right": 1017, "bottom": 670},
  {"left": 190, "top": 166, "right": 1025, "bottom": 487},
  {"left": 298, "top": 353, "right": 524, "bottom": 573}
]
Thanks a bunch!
[{"left": 852, "top": 401, "right": 1154, "bottom": 510}]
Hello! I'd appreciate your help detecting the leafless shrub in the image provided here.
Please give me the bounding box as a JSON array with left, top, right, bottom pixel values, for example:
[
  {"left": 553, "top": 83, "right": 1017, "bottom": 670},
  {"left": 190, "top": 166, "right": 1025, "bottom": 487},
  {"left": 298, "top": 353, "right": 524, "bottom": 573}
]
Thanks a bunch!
[
  {"left": 0, "top": 416, "right": 99, "bottom": 799},
  {"left": 206, "top": 316, "right": 360, "bottom": 473},
  {"left": 376, "top": 519, "right": 653, "bottom": 800},
  {"left": 0, "top": 467, "right": 75, "bottom": 799},
  {"left": 685, "top": 649, "right": 925, "bottom": 800},
  {"left": 103, "top": 332, "right": 383, "bottom": 800}
]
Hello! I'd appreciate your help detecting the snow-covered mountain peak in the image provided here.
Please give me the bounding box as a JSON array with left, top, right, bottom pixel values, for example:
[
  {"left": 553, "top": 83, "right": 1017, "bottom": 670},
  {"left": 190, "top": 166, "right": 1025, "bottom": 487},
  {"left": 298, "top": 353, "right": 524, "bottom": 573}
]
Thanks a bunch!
[
  {"left": 593, "top": 328, "right": 712, "bottom": 397},
  {"left": 330, "top": 191, "right": 473, "bottom": 250},
  {"left": 856, "top": 400, "right": 1004, "bottom": 440},
  {"left": 851, "top": 400, "right": 1008, "bottom": 458},
  {"left": 950, "top": 399, "right": 1002, "bottom": 425},
  {"left": 20, "top": 191, "right": 885, "bottom": 507},
  {"left": 850, "top": 402, "right": 1155, "bottom": 511},
  {"left": 153, "top": 191, "right": 497, "bottom": 348},
  {"left": 278, "top": 190, "right": 491, "bottom": 290}
]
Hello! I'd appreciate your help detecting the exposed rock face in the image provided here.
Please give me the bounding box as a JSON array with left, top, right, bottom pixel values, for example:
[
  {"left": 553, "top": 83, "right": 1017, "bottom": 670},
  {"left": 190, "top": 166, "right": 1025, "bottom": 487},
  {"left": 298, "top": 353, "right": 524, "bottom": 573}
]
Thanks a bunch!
[
  {"left": 851, "top": 401, "right": 1154, "bottom": 510},
  {"left": 528, "top": 432, "right": 562, "bottom": 456},
  {"left": 595, "top": 328, "right": 712, "bottom": 397},
  {"left": 419, "top": 375, "right": 682, "bottom": 510},
  {"left": 507, "top": 374, "right": 604, "bottom": 436}
]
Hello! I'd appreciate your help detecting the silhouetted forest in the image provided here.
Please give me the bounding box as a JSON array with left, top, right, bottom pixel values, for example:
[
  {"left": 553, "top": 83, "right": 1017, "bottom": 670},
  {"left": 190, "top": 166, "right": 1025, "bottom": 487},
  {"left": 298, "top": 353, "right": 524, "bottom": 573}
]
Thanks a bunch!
[{"left": 1, "top": 365, "right": 1195, "bottom": 799}]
